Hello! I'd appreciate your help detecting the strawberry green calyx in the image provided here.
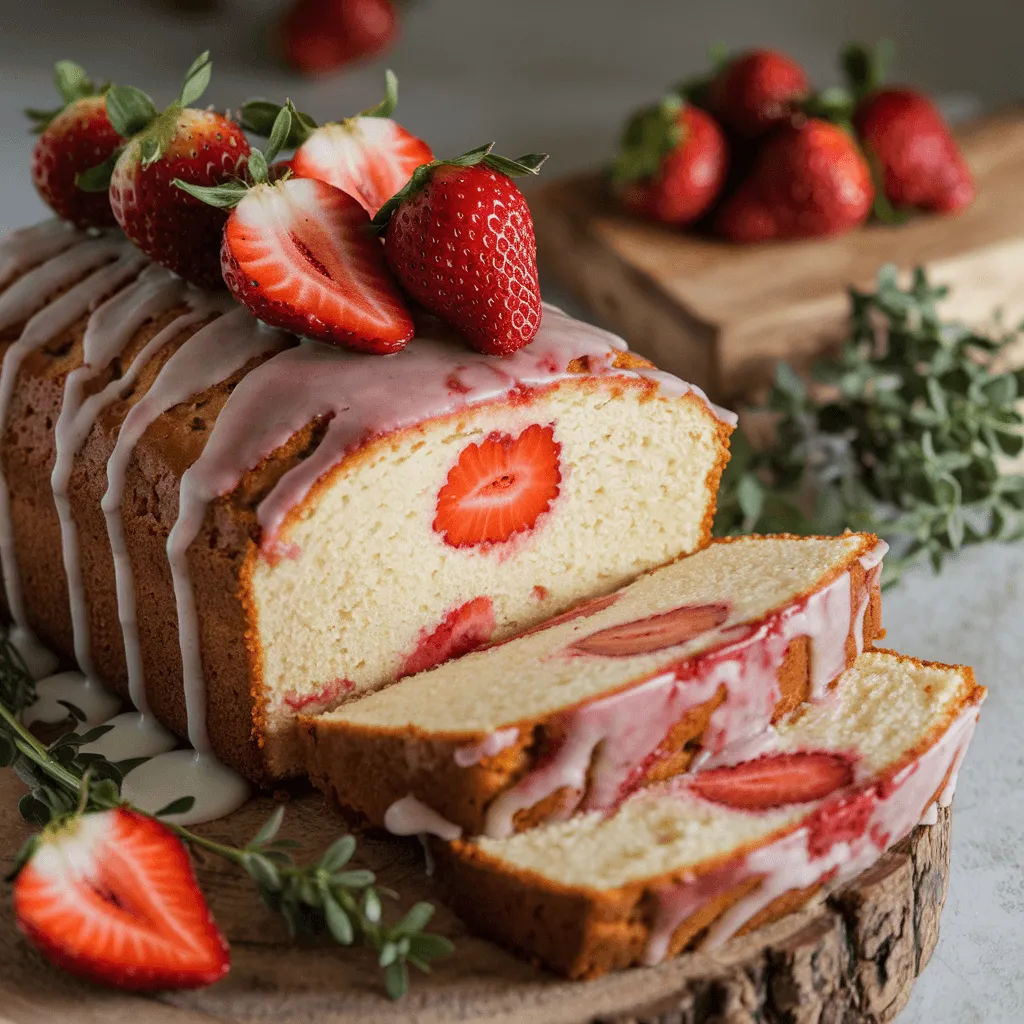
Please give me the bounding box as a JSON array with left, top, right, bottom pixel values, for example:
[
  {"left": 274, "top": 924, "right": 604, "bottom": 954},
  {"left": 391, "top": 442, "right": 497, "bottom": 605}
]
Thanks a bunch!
[
  {"left": 609, "top": 94, "right": 685, "bottom": 186},
  {"left": 77, "top": 51, "right": 214, "bottom": 193},
  {"left": 25, "top": 60, "right": 110, "bottom": 133},
  {"left": 370, "top": 143, "right": 548, "bottom": 233},
  {"left": 174, "top": 104, "right": 293, "bottom": 209},
  {"left": 842, "top": 39, "right": 894, "bottom": 102},
  {"left": 240, "top": 69, "right": 399, "bottom": 151}
]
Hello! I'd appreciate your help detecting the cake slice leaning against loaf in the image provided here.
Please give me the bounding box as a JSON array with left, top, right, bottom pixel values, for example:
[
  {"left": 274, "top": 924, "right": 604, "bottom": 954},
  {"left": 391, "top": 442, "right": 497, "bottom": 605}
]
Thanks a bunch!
[
  {"left": 433, "top": 649, "right": 984, "bottom": 979},
  {"left": 302, "top": 533, "right": 886, "bottom": 837}
]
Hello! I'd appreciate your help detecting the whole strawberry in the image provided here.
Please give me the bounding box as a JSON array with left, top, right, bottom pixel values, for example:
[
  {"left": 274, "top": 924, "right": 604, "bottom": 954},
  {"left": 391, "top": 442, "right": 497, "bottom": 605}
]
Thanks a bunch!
[
  {"left": 699, "top": 48, "right": 810, "bottom": 140},
  {"left": 241, "top": 71, "right": 433, "bottom": 217},
  {"left": 714, "top": 119, "right": 873, "bottom": 242},
  {"left": 27, "top": 62, "right": 122, "bottom": 228},
  {"left": 278, "top": 0, "right": 397, "bottom": 76},
  {"left": 80, "top": 53, "right": 250, "bottom": 288},
  {"left": 844, "top": 43, "right": 974, "bottom": 216},
  {"left": 610, "top": 95, "right": 728, "bottom": 226},
  {"left": 373, "top": 145, "right": 548, "bottom": 356},
  {"left": 177, "top": 106, "right": 413, "bottom": 352}
]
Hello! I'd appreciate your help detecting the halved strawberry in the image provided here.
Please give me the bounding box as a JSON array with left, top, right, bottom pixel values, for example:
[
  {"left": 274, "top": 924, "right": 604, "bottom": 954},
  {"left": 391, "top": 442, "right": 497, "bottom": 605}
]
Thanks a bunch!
[
  {"left": 688, "top": 751, "right": 854, "bottom": 811},
  {"left": 13, "top": 808, "right": 229, "bottom": 991},
  {"left": 433, "top": 424, "right": 561, "bottom": 548},
  {"left": 242, "top": 72, "right": 432, "bottom": 217},
  {"left": 569, "top": 602, "right": 731, "bottom": 657},
  {"left": 178, "top": 105, "right": 414, "bottom": 353},
  {"left": 219, "top": 177, "right": 414, "bottom": 352},
  {"left": 400, "top": 596, "right": 496, "bottom": 677}
]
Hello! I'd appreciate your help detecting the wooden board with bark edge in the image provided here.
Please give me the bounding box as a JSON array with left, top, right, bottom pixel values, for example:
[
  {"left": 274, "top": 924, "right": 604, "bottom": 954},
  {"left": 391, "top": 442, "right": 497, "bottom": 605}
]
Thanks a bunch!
[
  {"left": 0, "top": 768, "right": 952, "bottom": 1024},
  {"left": 531, "top": 110, "right": 1024, "bottom": 404}
]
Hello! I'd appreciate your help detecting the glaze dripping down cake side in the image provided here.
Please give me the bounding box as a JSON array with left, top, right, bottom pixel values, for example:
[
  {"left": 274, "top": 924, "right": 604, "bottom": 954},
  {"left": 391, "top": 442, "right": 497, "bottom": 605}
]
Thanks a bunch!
[{"left": 0, "top": 222, "right": 734, "bottom": 781}]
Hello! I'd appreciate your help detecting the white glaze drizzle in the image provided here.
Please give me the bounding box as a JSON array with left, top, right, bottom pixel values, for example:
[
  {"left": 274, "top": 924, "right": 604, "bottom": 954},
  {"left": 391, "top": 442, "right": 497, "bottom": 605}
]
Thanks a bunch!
[
  {"left": 0, "top": 220, "right": 81, "bottom": 290},
  {"left": 384, "top": 794, "right": 463, "bottom": 841},
  {"left": 642, "top": 700, "right": 980, "bottom": 964},
  {"left": 482, "top": 566, "right": 879, "bottom": 838},
  {"left": 120, "top": 749, "right": 251, "bottom": 826},
  {"left": 102, "top": 307, "right": 282, "bottom": 719},
  {"left": 23, "top": 670, "right": 121, "bottom": 728},
  {"left": 77, "top": 710, "right": 177, "bottom": 761},
  {"left": 453, "top": 727, "right": 520, "bottom": 767},
  {"left": 0, "top": 236, "right": 141, "bottom": 654},
  {"left": 52, "top": 265, "right": 218, "bottom": 684}
]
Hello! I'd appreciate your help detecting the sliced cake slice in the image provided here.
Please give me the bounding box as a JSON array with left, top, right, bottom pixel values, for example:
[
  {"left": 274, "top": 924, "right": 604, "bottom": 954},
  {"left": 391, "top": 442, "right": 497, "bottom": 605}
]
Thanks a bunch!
[
  {"left": 434, "top": 649, "right": 984, "bottom": 979},
  {"left": 302, "top": 533, "right": 886, "bottom": 837}
]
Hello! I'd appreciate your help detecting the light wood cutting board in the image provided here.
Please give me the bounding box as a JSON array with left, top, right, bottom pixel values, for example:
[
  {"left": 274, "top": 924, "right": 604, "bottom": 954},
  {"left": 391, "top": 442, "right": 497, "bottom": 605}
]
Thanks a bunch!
[{"left": 532, "top": 111, "right": 1024, "bottom": 403}]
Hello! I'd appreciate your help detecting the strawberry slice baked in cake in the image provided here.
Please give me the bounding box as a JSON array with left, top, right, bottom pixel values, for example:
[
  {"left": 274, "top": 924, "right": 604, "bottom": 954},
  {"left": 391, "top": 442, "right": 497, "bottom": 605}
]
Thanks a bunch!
[
  {"left": 303, "top": 533, "right": 887, "bottom": 836},
  {"left": 434, "top": 649, "right": 984, "bottom": 978}
]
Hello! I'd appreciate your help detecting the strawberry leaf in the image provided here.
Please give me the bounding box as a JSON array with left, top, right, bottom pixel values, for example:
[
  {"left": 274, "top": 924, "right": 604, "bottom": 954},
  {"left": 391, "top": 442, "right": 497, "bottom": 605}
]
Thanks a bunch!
[
  {"left": 241, "top": 99, "right": 316, "bottom": 148},
  {"left": 178, "top": 51, "right": 212, "bottom": 108},
  {"left": 54, "top": 60, "right": 94, "bottom": 106},
  {"left": 24, "top": 106, "right": 64, "bottom": 134},
  {"left": 361, "top": 69, "right": 399, "bottom": 119},
  {"left": 263, "top": 105, "right": 293, "bottom": 166},
  {"left": 842, "top": 39, "right": 894, "bottom": 102},
  {"left": 371, "top": 143, "right": 547, "bottom": 233},
  {"left": 609, "top": 94, "right": 684, "bottom": 186},
  {"left": 174, "top": 178, "right": 250, "bottom": 209},
  {"left": 247, "top": 150, "right": 269, "bottom": 185},
  {"left": 105, "top": 85, "right": 157, "bottom": 139},
  {"left": 156, "top": 796, "right": 196, "bottom": 817}
]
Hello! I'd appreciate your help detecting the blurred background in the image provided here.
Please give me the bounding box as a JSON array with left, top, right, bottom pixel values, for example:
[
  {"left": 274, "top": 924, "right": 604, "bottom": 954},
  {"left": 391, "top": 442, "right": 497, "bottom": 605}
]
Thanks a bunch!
[{"left": 0, "top": 0, "right": 1020, "bottom": 230}]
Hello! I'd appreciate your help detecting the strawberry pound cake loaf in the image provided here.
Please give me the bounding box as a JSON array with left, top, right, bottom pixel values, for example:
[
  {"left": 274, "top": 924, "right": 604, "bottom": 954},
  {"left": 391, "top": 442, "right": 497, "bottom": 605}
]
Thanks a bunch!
[
  {"left": 435, "top": 649, "right": 984, "bottom": 978},
  {"left": 303, "top": 533, "right": 886, "bottom": 836},
  {"left": 0, "top": 221, "right": 733, "bottom": 782}
]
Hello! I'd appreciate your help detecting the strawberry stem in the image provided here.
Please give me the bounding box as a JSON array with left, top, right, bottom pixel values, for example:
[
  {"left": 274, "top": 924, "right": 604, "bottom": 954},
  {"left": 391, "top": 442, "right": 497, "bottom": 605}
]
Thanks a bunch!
[
  {"left": 609, "top": 94, "right": 685, "bottom": 186},
  {"left": 370, "top": 144, "right": 548, "bottom": 233}
]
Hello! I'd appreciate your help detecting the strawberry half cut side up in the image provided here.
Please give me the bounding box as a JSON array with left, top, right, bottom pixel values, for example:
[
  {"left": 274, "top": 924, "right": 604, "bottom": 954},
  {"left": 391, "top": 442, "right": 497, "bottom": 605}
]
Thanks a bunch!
[
  {"left": 688, "top": 751, "right": 855, "bottom": 811},
  {"left": 372, "top": 143, "right": 548, "bottom": 357},
  {"left": 569, "top": 602, "right": 731, "bottom": 657},
  {"left": 241, "top": 71, "right": 433, "bottom": 217},
  {"left": 13, "top": 808, "right": 229, "bottom": 991},
  {"left": 433, "top": 423, "right": 561, "bottom": 548},
  {"left": 400, "top": 596, "right": 496, "bottom": 677},
  {"left": 177, "top": 105, "right": 413, "bottom": 353}
]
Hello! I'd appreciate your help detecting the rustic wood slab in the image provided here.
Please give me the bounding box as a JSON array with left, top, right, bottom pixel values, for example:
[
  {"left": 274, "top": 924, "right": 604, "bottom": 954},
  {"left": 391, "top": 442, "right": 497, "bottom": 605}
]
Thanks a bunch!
[
  {"left": 0, "top": 770, "right": 952, "bottom": 1024},
  {"left": 532, "top": 111, "right": 1024, "bottom": 403}
]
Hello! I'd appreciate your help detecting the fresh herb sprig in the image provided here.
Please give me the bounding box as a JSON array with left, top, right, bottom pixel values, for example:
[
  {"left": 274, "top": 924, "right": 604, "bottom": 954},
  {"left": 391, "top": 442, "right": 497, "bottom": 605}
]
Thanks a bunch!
[
  {"left": 0, "top": 641, "right": 452, "bottom": 999},
  {"left": 715, "top": 265, "right": 1024, "bottom": 587}
]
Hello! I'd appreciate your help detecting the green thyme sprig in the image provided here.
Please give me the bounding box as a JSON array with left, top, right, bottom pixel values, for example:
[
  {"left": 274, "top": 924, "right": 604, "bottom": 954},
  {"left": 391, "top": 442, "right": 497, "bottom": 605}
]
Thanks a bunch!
[
  {"left": 715, "top": 265, "right": 1024, "bottom": 588},
  {"left": 0, "top": 638, "right": 452, "bottom": 999}
]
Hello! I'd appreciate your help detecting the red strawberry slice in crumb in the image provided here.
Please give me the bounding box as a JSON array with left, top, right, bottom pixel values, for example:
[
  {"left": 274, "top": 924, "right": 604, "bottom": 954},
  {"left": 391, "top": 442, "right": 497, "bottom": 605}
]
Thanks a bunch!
[
  {"left": 220, "top": 176, "right": 414, "bottom": 353},
  {"left": 569, "top": 602, "right": 731, "bottom": 657},
  {"left": 688, "top": 751, "right": 854, "bottom": 811},
  {"left": 293, "top": 116, "right": 433, "bottom": 218},
  {"left": 400, "top": 597, "right": 496, "bottom": 677},
  {"left": 13, "top": 808, "right": 229, "bottom": 991},
  {"left": 520, "top": 591, "right": 620, "bottom": 638},
  {"left": 433, "top": 424, "right": 561, "bottom": 548},
  {"left": 284, "top": 677, "right": 354, "bottom": 713}
]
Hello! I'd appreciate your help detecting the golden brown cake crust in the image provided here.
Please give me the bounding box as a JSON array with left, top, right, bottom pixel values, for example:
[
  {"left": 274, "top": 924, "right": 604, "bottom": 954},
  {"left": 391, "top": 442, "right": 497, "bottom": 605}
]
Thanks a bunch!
[{"left": 301, "top": 535, "right": 884, "bottom": 834}]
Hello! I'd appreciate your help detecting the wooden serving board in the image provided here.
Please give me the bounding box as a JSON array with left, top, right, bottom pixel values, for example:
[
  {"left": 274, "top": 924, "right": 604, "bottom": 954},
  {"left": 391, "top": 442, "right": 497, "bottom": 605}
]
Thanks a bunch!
[
  {"left": 0, "top": 770, "right": 953, "bottom": 1024},
  {"left": 532, "top": 110, "right": 1024, "bottom": 403}
]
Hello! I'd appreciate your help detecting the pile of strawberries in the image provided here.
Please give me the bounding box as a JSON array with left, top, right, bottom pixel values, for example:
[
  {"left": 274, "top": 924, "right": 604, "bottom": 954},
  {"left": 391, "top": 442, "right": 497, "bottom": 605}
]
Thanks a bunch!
[
  {"left": 29, "top": 56, "right": 547, "bottom": 357},
  {"left": 610, "top": 42, "right": 975, "bottom": 242}
]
